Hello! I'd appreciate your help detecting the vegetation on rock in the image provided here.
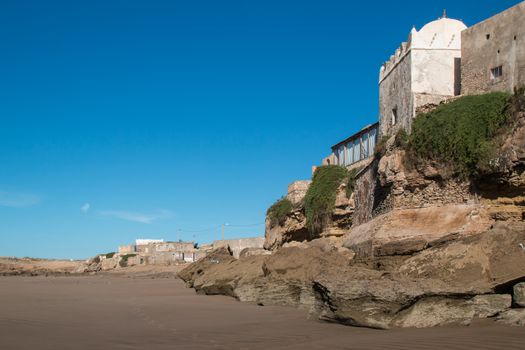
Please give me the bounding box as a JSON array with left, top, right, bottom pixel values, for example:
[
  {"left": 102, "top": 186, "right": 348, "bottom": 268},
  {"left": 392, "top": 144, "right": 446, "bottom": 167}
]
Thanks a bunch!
[
  {"left": 394, "top": 129, "right": 409, "bottom": 149},
  {"left": 119, "top": 254, "right": 136, "bottom": 267},
  {"left": 374, "top": 135, "right": 390, "bottom": 159},
  {"left": 267, "top": 197, "right": 294, "bottom": 227},
  {"left": 104, "top": 252, "right": 115, "bottom": 259},
  {"left": 304, "top": 165, "right": 349, "bottom": 234},
  {"left": 408, "top": 91, "right": 514, "bottom": 176}
]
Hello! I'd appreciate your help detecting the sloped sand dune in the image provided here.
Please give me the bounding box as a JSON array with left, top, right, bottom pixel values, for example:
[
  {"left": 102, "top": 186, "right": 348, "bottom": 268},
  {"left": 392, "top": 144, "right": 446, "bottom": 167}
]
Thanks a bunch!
[{"left": 0, "top": 276, "right": 524, "bottom": 349}]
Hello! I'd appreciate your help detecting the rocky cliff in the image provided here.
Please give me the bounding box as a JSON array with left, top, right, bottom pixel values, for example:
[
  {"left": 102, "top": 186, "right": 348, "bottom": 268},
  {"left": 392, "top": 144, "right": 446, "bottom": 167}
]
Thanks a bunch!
[{"left": 180, "top": 91, "right": 525, "bottom": 328}]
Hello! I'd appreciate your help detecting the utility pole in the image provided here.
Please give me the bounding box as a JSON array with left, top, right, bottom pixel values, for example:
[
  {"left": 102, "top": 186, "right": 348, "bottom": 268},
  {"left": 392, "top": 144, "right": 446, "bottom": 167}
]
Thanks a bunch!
[{"left": 221, "top": 223, "right": 229, "bottom": 241}]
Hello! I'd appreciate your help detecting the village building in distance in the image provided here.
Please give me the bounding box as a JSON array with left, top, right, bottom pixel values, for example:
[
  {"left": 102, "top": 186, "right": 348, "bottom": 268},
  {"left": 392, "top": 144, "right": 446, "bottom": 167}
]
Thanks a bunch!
[{"left": 95, "top": 236, "right": 266, "bottom": 268}]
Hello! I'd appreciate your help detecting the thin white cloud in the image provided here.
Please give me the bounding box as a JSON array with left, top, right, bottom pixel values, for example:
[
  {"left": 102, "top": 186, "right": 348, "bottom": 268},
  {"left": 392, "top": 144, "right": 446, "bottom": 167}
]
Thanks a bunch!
[
  {"left": 81, "top": 203, "right": 91, "bottom": 213},
  {"left": 98, "top": 209, "right": 171, "bottom": 224},
  {"left": 0, "top": 191, "right": 40, "bottom": 208}
]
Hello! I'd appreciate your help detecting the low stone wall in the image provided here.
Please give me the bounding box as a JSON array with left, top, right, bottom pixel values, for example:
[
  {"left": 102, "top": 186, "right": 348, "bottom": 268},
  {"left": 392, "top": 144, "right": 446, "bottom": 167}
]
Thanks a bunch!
[{"left": 213, "top": 237, "right": 265, "bottom": 259}]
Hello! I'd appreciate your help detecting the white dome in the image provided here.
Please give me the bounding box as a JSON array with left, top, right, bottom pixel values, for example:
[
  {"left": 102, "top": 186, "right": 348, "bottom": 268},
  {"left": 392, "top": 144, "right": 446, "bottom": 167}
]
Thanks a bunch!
[{"left": 412, "top": 17, "right": 467, "bottom": 50}]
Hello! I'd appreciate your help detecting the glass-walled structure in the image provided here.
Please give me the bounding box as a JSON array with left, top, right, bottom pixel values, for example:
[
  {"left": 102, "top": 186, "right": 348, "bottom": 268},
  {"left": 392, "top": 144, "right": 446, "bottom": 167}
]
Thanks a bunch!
[{"left": 333, "top": 123, "right": 378, "bottom": 167}]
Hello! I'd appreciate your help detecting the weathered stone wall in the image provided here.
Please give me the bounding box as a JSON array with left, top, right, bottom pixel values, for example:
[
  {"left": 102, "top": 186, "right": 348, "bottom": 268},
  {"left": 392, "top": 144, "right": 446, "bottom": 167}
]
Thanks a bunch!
[
  {"left": 152, "top": 242, "right": 194, "bottom": 253},
  {"left": 375, "top": 150, "right": 476, "bottom": 211},
  {"left": 147, "top": 251, "right": 185, "bottom": 265},
  {"left": 461, "top": 2, "right": 525, "bottom": 95},
  {"left": 287, "top": 180, "right": 311, "bottom": 205},
  {"left": 411, "top": 49, "right": 461, "bottom": 97},
  {"left": 322, "top": 154, "right": 335, "bottom": 166},
  {"left": 379, "top": 53, "right": 413, "bottom": 136}
]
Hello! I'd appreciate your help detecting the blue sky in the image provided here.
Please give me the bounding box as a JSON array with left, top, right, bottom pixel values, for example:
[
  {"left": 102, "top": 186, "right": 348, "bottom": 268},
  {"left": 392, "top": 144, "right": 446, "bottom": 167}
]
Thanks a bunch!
[{"left": 0, "top": 0, "right": 520, "bottom": 259}]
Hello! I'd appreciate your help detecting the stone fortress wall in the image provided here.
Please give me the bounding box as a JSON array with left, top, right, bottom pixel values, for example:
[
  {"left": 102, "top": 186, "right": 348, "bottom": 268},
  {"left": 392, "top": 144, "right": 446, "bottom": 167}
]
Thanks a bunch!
[{"left": 461, "top": 2, "right": 525, "bottom": 95}]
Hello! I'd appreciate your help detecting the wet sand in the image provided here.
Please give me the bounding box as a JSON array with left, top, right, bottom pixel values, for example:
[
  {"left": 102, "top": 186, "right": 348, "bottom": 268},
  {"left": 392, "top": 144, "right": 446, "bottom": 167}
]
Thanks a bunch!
[{"left": 0, "top": 276, "right": 524, "bottom": 350}]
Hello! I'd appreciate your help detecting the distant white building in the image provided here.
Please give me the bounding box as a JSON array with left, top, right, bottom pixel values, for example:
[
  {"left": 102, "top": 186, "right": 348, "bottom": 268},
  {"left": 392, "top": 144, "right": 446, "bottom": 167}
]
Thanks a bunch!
[
  {"left": 135, "top": 238, "right": 164, "bottom": 246},
  {"left": 379, "top": 14, "right": 467, "bottom": 136}
]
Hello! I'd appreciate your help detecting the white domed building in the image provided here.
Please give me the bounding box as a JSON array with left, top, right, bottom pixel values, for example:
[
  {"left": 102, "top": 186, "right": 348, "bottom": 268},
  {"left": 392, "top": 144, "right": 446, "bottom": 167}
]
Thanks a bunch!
[{"left": 379, "top": 14, "right": 467, "bottom": 136}]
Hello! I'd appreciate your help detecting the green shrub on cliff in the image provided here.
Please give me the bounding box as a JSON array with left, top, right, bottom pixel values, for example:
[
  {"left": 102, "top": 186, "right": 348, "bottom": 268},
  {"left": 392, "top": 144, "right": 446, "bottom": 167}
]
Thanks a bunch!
[
  {"left": 374, "top": 135, "right": 390, "bottom": 158},
  {"left": 409, "top": 91, "right": 511, "bottom": 176},
  {"left": 104, "top": 252, "right": 115, "bottom": 259},
  {"left": 267, "top": 197, "right": 293, "bottom": 227},
  {"left": 119, "top": 253, "right": 136, "bottom": 267},
  {"left": 304, "top": 165, "right": 348, "bottom": 235}
]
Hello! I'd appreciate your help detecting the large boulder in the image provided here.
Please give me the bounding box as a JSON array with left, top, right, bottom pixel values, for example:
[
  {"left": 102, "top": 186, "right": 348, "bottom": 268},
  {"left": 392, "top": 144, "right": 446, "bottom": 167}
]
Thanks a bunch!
[
  {"left": 398, "top": 222, "right": 525, "bottom": 291},
  {"left": 180, "top": 222, "right": 525, "bottom": 329},
  {"left": 313, "top": 274, "right": 465, "bottom": 329},
  {"left": 264, "top": 209, "right": 310, "bottom": 250},
  {"left": 179, "top": 247, "right": 265, "bottom": 298},
  {"left": 343, "top": 204, "right": 492, "bottom": 259}
]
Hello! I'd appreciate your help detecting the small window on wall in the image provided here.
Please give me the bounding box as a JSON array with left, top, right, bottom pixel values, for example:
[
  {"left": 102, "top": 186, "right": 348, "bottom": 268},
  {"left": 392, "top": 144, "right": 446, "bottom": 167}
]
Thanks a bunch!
[
  {"left": 391, "top": 107, "right": 398, "bottom": 126},
  {"left": 491, "top": 66, "right": 503, "bottom": 80}
]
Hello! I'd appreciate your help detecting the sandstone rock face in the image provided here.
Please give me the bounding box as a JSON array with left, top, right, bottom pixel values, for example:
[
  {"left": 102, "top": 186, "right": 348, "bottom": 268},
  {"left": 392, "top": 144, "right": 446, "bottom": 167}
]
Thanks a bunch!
[
  {"left": 264, "top": 185, "right": 355, "bottom": 250},
  {"left": 376, "top": 151, "right": 474, "bottom": 213},
  {"left": 492, "top": 112, "right": 525, "bottom": 177},
  {"left": 343, "top": 204, "right": 492, "bottom": 260},
  {"left": 397, "top": 222, "right": 525, "bottom": 291},
  {"left": 477, "top": 112, "right": 525, "bottom": 221},
  {"left": 513, "top": 283, "right": 525, "bottom": 307},
  {"left": 264, "top": 209, "right": 309, "bottom": 250},
  {"left": 180, "top": 222, "right": 525, "bottom": 329}
]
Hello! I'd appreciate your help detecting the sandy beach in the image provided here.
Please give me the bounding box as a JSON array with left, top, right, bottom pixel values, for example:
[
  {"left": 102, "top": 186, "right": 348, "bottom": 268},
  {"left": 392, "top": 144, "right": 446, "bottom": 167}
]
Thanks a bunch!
[{"left": 0, "top": 276, "right": 524, "bottom": 350}]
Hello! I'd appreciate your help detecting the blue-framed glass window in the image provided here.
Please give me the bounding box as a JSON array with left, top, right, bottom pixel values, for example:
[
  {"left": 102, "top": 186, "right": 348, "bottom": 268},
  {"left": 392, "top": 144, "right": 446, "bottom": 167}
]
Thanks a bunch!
[
  {"left": 353, "top": 139, "right": 360, "bottom": 162},
  {"left": 345, "top": 142, "right": 353, "bottom": 165}
]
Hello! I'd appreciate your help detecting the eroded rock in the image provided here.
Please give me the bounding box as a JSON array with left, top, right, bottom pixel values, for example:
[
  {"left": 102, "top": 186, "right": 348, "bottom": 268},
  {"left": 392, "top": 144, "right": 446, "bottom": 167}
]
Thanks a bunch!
[
  {"left": 343, "top": 204, "right": 492, "bottom": 260},
  {"left": 497, "top": 309, "right": 525, "bottom": 326},
  {"left": 469, "top": 294, "right": 512, "bottom": 318},
  {"left": 513, "top": 282, "right": 525, "bottom": 307}
]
